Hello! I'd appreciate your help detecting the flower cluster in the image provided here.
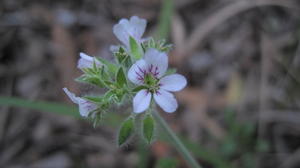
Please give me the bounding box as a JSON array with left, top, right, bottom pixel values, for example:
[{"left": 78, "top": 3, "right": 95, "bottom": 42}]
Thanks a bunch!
[{"left": 63, "top": 16, "right": 187, "bottom": 145}]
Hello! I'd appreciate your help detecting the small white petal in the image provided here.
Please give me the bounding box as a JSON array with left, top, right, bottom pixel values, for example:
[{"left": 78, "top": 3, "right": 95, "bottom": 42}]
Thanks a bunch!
[
  {"left": 128, "top": 59, "right": 147, "bottom": 85},
  {"left": 113, "top": 16, "right": 146, "bottom": 48},
  {"left": 113, "top": 19, "right": 130, "bottom": 47},
  {"left": 63, "top": 87, "right": 97, "bottom": 117},
  {"left": 129, "top": 16, "right": 146, "bottom": 41},
  {"left": 154, "top": 89, "right": 178, "bottom": 113},
  {"left": 77, "top": 52, "right": 101, "bottom": 69},
  {"left": 63, "top": 88, "right": 79, "bottom": 104},
  {"left": 110, "top": 45, "right": 120, "bottom": 53},
  {"left": 80, "top": 52, "right": 94, "bottom": 61},
  {"left": 144, "top": 48, "right": 168, "bottom": 78},
  {"left": 160, "top": 74, "right": 187, "bottom": 92},
  {"left": 133, "top": 89, "right": 152, "bottom": 113},
  {"left": 77, "top": 98, "right": 97, "bottom": 117}
]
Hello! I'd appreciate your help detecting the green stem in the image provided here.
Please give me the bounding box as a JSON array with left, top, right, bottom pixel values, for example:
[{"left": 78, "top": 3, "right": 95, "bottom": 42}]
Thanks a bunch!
[{"left": 152, "top": 110, "right": 202, "bottom": 168}]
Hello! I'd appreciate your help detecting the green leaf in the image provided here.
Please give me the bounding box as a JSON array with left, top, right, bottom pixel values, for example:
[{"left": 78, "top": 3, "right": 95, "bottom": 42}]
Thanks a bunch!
[
  {"left": 129, "top": 36, "right": 143, "bottom": 60},
  {"left": 103, "top": 90, "right": 115, "bottom": 101},
  {"left": 143, "top": 114, "right": 155, "bottom": 144},
  {"left": 75, "top": 75, "right": 105, "bottom": 88},
  {"left": 116, "top": 67, "right": 127, "bottom": 87},
  {"left": 95, "top": 57, "right": 118, "bottom": 74},
  {"left": 83, "top": 96, "right": 103, "bottom": 103},
  {"left": 121, "top": 56, "right": 132, "bottom": 68},
  {"left": 118, "top": 117, "right": 135, "bottom": 146}
]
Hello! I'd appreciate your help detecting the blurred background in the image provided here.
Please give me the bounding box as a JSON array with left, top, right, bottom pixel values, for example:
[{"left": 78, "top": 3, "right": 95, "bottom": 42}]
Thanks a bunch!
[{"left": 1, "top": 0, "right": 300, "bottom": 167}]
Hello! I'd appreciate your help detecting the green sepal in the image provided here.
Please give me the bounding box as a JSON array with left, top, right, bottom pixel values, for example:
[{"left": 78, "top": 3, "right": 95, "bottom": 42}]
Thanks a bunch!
[
  {"left": 88, "top": 109, "right": 106, "bottom": 128},
  {"left": 114, "top": 47, "right": 127, "bottom": 63},
  {"left": 129, "top": 36, "right": 143, "bottom": 60},
  {"left": 95, "top": 57, "right": 118, "bottom": 74},
  {"left": 118, "top": 117, "right": 135, "bottom": 146},
  {"left": 116, "top": 67, "right": 127, "bottom": 87},
  {"left": 75, "top": 75, "right": 105, "bottom": 88},
  {"left": 132, "top": 85, "right": 148, "bottom": 93},
  {"left": 143, "top": 114, "right": 155, "bottom": 144},
  {"left": 103, "top": 90, "right": 115, "bottom": 101},
  {"left": 142, "top": 38, "right": 172, "bottom": 52}
]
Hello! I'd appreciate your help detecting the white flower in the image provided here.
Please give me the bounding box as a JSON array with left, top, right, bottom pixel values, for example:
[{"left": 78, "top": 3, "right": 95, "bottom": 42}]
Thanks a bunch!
[
  {"left": 113, "top": 16, "right": 146, "bottom": 48},
  {"left": 128, "top": 48, "right": 187, "bottom": 113},
  {"left": 63, "top": 88, "right": 97, "bottom": 117},
  {"left": 77, "top": 52, "right": 101, "bottom": 69}
]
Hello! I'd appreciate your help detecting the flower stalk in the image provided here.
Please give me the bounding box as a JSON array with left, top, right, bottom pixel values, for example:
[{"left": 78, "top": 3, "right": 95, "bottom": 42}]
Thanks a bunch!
[{"left": 153, "top": 110, "right": 202, "bottom": 168}]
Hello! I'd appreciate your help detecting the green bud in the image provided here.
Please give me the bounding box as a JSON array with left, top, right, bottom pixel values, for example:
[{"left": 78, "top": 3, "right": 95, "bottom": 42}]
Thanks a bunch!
[
  {"left": 118, "top": 117, "right": 135, "bottom": 146},
  {"left": 143, "top": 114, "right": 155, "bottom": 144}
]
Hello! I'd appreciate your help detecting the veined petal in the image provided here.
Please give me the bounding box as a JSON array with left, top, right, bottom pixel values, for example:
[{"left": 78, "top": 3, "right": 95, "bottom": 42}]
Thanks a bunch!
[
  {"left": 160, "top": 74, "right": 187, "bottom": 92},
  {"left": 133, "top": 89, "right": 151, "bottom": 113},
  {"left": 154, "top": 89, "right": 178, "bottom": 113},
  {"left": 144, "top": 48, "right": 168, "bottom": 78},
  {"left": 77, "top": 52, "right": 100, "bottom": 69},
  {"left": 63, "top": 87, "right": 79, "bottom": 104},
  {"left": 77, "top": 98, "right": 97, "bottom": 117},
  {"left": 128, "top": 59, "right": 147, "bottom": 85},
  {"left": 129, "top": 16, "right": 146, "bottom": 41}
]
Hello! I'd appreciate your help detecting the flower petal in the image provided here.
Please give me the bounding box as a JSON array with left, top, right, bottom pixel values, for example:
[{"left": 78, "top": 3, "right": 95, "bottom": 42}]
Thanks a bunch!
[
  {"left": 77, "top": 98, "right": 97, "bottom": 117},
  {"left": 133, "top": 89, "right": 151, "bottom": 113},
  {"left": 154, "top": 89, "right": 178, "bottom": 113},
  {"left": 63, "top": 87, "right": 79, "bottom": 104},
  {"left": 129, "top": 16, "right": 146, "bottom": 41},
  {"left": 77, "top": 52, "right": 100, "bottom": 69},
  {"left": 128, "top": 59, "right": 147, "bottom": 85},
  {"left": 160, "top": 74, "right": 187, "bottom": 92},
  {"left": 113, "top": 19, "right": 130, "bottom": 47},
  {"left": 63, "top": 88, "right": 97, "bottom": 117},
  {"left": 144, "top": 48, "right": 168, "bottom": 78},
  {"left": 113, "top": 16, "right": 146, "bottom": 48}
]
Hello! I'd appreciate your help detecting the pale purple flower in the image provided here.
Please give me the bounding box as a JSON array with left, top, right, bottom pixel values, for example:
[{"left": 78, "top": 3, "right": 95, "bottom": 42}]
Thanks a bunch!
[
  {"left": 63, "top": 88, "right": 97, "bottom": 117},
  {"left": 128, "top": 48, "right": 187, "bottom": 113},
  {"left": 113, "top": 16, "right": 146, "bottom": 48},
  {"left": 77, "top": 52, "right": 101, "bottom": 69}
]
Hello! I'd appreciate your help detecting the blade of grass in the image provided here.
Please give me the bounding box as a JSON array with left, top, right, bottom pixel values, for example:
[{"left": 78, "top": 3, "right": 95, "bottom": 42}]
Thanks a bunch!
[
  {"left": 155, "top": 0, "right": 174, "bottom": 39},
  {"left": 0, "top": 96, "right": 124, "bottom": 127},
  {"left": 0, "top": 96, "right": 80, "bottom": 118}
]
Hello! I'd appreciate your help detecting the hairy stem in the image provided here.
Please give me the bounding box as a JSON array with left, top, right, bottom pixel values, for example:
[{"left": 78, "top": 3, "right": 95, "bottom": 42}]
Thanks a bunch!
[{"left": 152, "top": 110, "right": 202, "bottom": 168}]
